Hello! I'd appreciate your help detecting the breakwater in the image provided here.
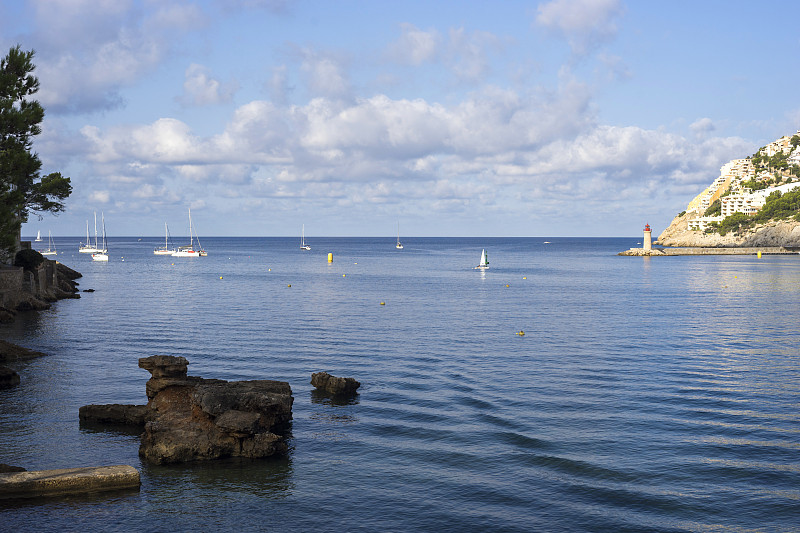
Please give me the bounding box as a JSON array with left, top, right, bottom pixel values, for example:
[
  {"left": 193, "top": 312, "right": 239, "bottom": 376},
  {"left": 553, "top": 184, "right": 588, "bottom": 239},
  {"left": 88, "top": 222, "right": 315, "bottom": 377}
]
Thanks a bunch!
[{"left": 619, "top": 246, "right": 798, "bottom": 256}]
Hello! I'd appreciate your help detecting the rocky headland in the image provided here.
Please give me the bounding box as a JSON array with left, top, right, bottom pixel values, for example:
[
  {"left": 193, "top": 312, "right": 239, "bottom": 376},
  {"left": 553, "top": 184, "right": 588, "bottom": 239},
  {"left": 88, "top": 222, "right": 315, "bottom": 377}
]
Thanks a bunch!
[{"left": 657, "top": 215, "right": 800, "bottom": 248}]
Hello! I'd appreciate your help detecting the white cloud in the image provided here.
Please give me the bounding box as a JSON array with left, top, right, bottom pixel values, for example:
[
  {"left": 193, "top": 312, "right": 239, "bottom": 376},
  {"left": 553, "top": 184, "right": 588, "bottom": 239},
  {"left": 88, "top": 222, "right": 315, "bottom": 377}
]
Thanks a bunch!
[
  {"left": 181, "top": 63, "right": 237, "bottom": 106},
  {"left": 387, "top": 23, "right": 441, "bottom": 66},
  {"left": 536, "top": 0, "right": 623, "bottom": 56},
  {"left": 29, "top": 0, "right": 205, "bottom": 112},
  {"left": 298, "top": 48, "right": 351, "bottom": 99}
]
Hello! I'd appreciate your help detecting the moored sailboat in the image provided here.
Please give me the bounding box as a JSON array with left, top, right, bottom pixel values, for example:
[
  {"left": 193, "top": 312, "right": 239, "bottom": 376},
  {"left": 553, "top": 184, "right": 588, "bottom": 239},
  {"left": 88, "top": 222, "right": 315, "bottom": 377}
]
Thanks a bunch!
[
  {"left": 154, "top": 222, "right": 176, "bottom": 255},
  {"left": 41, "top": 231, "right": 57, "bottom": 256},
  {"left": 300, "top": 224, "right": 311, "bottom": 250},
  {"left": 395, "top": 222, "right": 403, "bottom": 249},
  {"left": 79, "top": 213, "right": 102, "bottom": 253},
  {"left": 91, "top": 214, "right": 109, "bottom": 262},
  {"left": 172, "top": 208, "right": 206, "bottom": 257}
]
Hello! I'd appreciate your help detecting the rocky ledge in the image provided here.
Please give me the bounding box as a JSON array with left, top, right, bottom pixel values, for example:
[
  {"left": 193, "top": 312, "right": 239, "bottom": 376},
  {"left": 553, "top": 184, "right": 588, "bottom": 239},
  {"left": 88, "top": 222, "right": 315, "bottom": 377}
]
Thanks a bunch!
[
  {"left": 311, "top": 371, "right": 361, "bottom": 396},
  {"left": 657, "top": 216, "right": 800, "bottom": 248},
  {"left": 81, "top": 356, "right": 294, "bottom": 464}
]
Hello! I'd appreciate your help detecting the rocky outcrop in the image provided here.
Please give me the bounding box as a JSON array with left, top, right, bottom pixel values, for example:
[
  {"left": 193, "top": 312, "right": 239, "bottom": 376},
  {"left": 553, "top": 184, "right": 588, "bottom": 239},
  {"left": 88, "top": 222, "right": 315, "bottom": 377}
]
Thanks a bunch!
[
  {"left": 657, "top": 216, "right": 800, "bottom": 247},
  {"left": 0, "top": 464, "right": 26, "bottom": 473},
  {"left": 79, "top": 404, "right": 150, "bottom": 426},
  {"left": 136, "top": 356, "right": 293, "bottom": 464},
  {"left": 311, "top": 371, "right": 360, "bottom": 396},
  {"left": 0, "top": 257, "right": 80, "bottom": 323},
  {"left": 0, "top": 366, "right": 20, "bottom": 389}
]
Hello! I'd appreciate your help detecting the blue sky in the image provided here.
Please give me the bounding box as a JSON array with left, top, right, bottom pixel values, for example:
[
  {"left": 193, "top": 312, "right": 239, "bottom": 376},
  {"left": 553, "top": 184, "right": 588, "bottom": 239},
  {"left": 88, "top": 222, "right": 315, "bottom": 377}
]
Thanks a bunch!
[{"left": 4, "top": 0, "right": 799, "bottom": 238}]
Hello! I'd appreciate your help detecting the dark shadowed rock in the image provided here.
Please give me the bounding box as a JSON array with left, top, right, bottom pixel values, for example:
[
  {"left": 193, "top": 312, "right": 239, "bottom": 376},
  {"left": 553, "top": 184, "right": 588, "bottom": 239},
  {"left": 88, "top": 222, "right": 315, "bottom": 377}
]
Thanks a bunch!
[
  {"left": 79, "top": 404, "right": 150, "bottom": 426},
  {"left": 0, "top": 366, "right": 20, "bottom": 389},
  {"left": 0, "top": 464, "right": 26, "bottom": 473},
  {"left": 311, "top": 371, "right": 361, "bottom": 395},
  {"left": 0, "top": 340, "right": 47, "bottom": 363}
]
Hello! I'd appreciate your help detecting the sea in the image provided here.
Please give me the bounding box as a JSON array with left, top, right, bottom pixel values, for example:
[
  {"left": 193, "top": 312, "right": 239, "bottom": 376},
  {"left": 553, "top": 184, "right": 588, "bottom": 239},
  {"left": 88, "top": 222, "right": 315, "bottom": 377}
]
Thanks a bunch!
[{"left": 1, "top": 236, "right": 799, "bottom": 532}]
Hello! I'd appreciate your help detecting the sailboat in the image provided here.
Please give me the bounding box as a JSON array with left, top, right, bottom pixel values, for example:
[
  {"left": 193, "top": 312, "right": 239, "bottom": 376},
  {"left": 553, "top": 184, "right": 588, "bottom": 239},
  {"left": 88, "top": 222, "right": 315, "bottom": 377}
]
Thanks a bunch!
[
  {"left": 35, "top": 230, "right": 42, "bottom": 242},
  {"left": 41, "top": 231, "right": 57, "bottom": 256},
  {"left": 395, "top": 222, "right": 403, "bottom": 249},
  {"left": 154, "top": 222, "right": 176, "bottom": 255},
  {"left": 172, "top": 208, "right": 206, "bottom": 257},
  {"left": 79, "top": 213, "right": 101, "bottom": 253},
  {"left": 300, "top": 224, "right": 311, "bottom": 250},
  {"left": 474, "top": 249, "right": 489, "bottom": 270},
  {"left": 91, "top": 214, "right": 109, "bottom": 262}
]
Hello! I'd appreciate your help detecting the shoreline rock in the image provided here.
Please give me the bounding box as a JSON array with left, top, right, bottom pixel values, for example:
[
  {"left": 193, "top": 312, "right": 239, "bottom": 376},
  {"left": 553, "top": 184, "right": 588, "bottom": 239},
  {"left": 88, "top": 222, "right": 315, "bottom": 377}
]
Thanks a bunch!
[
  {"left": 81, "top": 356, "right": 294, "bottom": 465},
  {"left": 311, "top": 371, "right": 361, "bottom": 396},
  {"left": 657, "top": 217, "right": 800, "bottom": 248}
]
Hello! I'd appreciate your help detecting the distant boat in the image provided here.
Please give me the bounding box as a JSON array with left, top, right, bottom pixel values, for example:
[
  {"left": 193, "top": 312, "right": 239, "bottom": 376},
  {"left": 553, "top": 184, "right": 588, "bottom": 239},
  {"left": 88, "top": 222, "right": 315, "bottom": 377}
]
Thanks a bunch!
[
  {"left": 172, "top": 208, "right": 206, "bottom": 257},
  {"left": 154, "top": 222, "right": 176, "bottom": 255},
  {"left": 41, "top": 231, "right": 57, "bottom": 256},
  {"left": 92, "top": 213, "right": 109, "bottom": 262},
  {"left": 300, "top": 224, "right": 311, "bottom": 250},
  {"left": 395, "top": 222, "right": 403, "bottom": 249},
  {"left": 79, "top": 213, "right": 102, "bottom": 253},
  {"left": 35, "top": 230, "right": 42, "bottom": 242},
  {"left": 474, "top": 249, "right": 489, "bottom": 270}
]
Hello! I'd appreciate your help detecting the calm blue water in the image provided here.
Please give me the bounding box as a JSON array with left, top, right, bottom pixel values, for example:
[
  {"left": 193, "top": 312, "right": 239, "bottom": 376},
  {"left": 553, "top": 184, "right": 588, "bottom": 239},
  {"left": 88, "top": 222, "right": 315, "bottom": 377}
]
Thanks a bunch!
[{"left": 2, "top": 237, "right": 799, "bottom": 532}]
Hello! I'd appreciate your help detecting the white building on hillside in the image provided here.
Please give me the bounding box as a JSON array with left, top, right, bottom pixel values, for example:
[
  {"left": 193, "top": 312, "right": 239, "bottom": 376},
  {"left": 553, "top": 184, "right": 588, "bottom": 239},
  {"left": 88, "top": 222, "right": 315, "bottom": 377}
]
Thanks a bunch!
[{"left": 720, "top": 181, "right": 800, "bottom": 217}]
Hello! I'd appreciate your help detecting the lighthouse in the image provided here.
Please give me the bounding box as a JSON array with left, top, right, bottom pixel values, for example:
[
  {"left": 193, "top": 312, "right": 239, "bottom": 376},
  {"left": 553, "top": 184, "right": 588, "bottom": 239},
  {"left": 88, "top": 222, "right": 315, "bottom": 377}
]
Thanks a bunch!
[{"left": 643, "top": 223, "right": 652, "bottom": 251}]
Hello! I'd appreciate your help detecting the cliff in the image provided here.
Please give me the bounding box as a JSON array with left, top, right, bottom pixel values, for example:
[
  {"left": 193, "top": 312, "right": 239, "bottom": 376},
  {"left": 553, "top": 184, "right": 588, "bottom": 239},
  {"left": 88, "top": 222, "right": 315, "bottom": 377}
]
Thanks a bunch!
[{"left": 658, "top": 215, "right": 800, "bottom": 247}]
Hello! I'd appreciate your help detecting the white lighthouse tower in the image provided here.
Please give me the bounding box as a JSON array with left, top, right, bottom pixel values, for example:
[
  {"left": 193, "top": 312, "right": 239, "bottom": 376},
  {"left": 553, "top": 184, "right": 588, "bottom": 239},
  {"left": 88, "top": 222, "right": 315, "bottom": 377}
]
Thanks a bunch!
[{"left": 643, "top": 223, "right": 652, "bottom": 251}]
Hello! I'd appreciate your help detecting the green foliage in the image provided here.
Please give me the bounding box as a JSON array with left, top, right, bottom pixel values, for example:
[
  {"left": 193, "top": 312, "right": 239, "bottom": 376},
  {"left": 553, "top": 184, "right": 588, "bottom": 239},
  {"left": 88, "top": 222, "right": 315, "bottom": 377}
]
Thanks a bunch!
[
  {"left": 13, "top": 248, "right": 44, "bottom": 271},
  {"left": 0, "top": 45, "right": 72, "bottom": 259},
  {"left": 717, "top": 213, "right": 751, "bottom": 236},
  {"left": 753, "top": 188, "right": 800, "bottom": 223},
  {"left": 741, "top": 179, "right": 768, "bottom": 191},
  {"left": 704, "top": 199, "right": 721, "bottom": 216},
  {"left": 791, "top": 135, "right": 800, "bottom": 149},
  {"left": 678, "top": 210, "right": 686, "bottom": 217}
]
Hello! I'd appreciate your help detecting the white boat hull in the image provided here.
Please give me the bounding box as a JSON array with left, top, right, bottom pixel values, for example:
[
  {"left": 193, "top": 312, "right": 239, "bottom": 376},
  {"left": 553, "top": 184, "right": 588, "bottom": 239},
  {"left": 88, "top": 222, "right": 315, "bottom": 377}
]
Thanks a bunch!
[
  {"left": 172, "top": 250, "right": 200, "bottom": 257},
  {"left": 92, "top": 253, "right": 109, "bottom": 262},
  {"left": 41, "top": 251, "right": 57, "bottom": 256},
  {"left": 153, "top": 249, "right": 175, "bottom": 255}
]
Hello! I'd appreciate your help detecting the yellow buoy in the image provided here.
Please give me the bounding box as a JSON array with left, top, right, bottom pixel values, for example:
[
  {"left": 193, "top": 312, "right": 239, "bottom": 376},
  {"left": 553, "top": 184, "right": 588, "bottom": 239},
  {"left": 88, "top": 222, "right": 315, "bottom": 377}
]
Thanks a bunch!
[
  {"left": 523, "top": 277, "right": 527, "bottom": 280},
  {"left": 288, "top": 284, "right": 291, "bottom": 287},
  {"left": 757, "top": 251, "right": 762, "bottom": 258},
  {"left": 505, "top": 284, "right": 510, "bottom": 287},
  {"left": 343, "top": 273, "right": 346, "bottom": 277},
  {"left": 268, "top": 268, "right": 271, "bottom": 271},
  {"left": 380, "top": 301, "right": 385, "bottom": 305},
  {"left": 219, "top": 276, "right": 223, "bottom": 279},
  {"left": 328, "top": 252, "right": 333, "bottom": 263},
  {"left": 516, "top": 330, "right": 525, "bottom": 336}
]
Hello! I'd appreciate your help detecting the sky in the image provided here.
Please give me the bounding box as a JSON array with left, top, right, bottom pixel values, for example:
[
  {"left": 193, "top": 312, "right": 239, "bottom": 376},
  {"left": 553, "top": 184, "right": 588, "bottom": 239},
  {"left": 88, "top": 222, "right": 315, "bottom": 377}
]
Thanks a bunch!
[{"left": 4, "top": 0, "right": 800, "bottom": 238}]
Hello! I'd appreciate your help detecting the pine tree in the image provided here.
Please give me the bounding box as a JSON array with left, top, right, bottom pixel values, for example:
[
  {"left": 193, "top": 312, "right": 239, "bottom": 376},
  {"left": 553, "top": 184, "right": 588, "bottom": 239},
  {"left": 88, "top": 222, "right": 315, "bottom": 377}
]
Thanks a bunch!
[{"left": 0, "top": 45, "right": 71, "bottom": 261}]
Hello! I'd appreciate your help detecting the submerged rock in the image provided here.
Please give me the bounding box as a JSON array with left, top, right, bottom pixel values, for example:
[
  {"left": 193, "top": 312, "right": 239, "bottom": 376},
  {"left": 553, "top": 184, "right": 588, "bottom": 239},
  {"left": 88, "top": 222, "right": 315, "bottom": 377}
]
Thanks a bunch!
[
  {"left": 311, "top": 371, "right": 361, "bottom": 396},
  {"left": 0, "top": 366, "right": 20, "bottom": 389}
]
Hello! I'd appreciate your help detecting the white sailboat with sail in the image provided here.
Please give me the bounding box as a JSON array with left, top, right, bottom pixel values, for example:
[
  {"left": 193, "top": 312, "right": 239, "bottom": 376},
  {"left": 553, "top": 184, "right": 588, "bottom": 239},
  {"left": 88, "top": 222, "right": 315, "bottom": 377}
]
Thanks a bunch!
[
  {"left": 154, "top": 222, "right": 176, "bottom": 255},
  {"left": 474, "top": 249, "right": 489, "bottom": 270},
  {"left": 35, "top": 230, "right": 42, "bottom": 242},
  {"left": 395, "top": 222, "right": 403, "bottom": 249},
  {"left": 41, "top": 231, "right": 57, "bottom": 256},
  {"left": 300, "top": 224, "right": 311, "bottom": 250},
  {"left": 92, "top": 214, "right": 109, "bottom": 262},
  {"left": 79, "top": 213, "right": 102, "bottom": 253},
  {"left": 172, "top": 208, "right": 206, "bottom": 257}
]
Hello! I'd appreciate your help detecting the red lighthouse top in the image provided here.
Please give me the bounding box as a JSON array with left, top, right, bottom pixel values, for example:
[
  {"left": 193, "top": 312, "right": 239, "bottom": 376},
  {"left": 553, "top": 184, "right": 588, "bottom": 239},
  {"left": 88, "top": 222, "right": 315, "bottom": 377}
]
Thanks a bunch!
[{"left": 644, "top": 224, "right": 651, "bottom": 232}]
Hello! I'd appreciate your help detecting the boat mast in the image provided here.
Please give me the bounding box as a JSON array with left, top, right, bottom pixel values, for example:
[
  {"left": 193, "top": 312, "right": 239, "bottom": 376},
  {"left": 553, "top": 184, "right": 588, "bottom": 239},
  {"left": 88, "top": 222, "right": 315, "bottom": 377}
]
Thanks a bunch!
[{"left": 94, "top": 212, "right": 98, "bottom": 249}]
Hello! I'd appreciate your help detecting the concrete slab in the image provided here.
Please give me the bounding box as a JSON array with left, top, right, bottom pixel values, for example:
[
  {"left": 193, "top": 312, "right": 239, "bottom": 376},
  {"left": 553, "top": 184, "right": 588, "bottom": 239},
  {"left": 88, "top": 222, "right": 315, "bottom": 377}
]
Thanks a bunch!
[{"left": 0, "top": 465, "right": 140, "bottom": 499}]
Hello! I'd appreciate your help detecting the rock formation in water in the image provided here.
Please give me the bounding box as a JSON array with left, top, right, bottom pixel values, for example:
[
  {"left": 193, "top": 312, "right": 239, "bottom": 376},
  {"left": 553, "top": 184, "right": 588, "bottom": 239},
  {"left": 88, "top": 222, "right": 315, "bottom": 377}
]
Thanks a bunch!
[
  {"left": 81, "top": 356, "right": 294, "bottom": 464},
  {"left": 311, "top": 371, "right": 361, "bottom": 395},
  {"left": 0, "top": 340, "right": 48, "bottom": 389}
]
